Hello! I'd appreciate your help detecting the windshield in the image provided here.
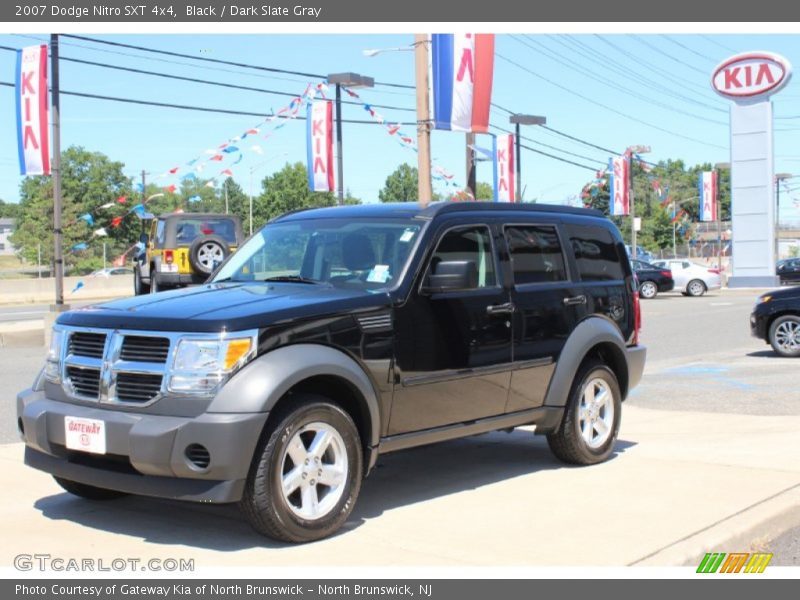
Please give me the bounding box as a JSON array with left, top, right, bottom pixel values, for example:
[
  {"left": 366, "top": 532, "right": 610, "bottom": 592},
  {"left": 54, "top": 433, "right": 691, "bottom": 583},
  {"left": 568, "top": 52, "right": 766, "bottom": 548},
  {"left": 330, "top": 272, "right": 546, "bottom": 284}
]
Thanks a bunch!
[{"left": 212, "top": 217, "right": 423, "bottom": 291}]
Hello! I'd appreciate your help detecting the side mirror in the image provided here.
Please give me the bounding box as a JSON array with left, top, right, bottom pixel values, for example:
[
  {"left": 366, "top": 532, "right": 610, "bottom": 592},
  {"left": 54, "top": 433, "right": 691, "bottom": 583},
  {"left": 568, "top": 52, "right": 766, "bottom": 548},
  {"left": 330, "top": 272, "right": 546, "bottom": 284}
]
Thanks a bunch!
[{"left": 422, "top": 260, "right": 478, "bottom": 293}]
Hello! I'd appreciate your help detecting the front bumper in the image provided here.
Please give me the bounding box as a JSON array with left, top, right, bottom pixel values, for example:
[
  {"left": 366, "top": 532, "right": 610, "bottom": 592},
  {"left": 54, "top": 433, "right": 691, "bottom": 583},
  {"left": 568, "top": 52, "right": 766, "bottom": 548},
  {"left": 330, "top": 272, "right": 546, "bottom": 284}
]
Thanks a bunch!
[
  {"left": 750, "top": 310, "right": 768, "bottom": 340},
  {"left": 625, "top": 344, "right": 647, "bottom": 396},
  {"left": 17, "top": 388, "right": 268, "bottom": 503}
]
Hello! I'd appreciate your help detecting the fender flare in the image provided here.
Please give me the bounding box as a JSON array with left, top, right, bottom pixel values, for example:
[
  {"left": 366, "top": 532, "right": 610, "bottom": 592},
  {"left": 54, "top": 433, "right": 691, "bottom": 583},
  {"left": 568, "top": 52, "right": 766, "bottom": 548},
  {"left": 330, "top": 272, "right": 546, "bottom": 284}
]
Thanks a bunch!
[
  {"left": 206, "top": 343, "right": 381, "bottom": 449},
  {"left": 543, "top": 316, "right": 629, "bottom": 408}
]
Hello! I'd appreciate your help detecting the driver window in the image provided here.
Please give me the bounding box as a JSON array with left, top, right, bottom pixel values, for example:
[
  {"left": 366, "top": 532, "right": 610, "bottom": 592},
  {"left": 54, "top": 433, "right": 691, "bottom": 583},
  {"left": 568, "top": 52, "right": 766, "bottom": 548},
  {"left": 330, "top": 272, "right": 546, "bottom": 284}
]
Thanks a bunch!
[{"left": 430, "top": 226, "right": 496, "bottom": 288}]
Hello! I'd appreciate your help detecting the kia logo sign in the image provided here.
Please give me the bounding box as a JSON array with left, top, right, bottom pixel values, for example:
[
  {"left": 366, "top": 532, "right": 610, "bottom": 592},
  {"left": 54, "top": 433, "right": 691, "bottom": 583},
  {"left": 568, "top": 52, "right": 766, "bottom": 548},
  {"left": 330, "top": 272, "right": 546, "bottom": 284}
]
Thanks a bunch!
[{"left": 711, "top": 52, "right": 792, "bottom": 100}]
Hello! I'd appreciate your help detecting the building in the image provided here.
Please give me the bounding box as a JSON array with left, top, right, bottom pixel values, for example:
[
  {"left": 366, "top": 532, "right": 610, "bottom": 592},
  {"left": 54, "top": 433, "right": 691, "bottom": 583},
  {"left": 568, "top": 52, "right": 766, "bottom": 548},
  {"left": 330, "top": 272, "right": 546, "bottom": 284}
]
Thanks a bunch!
[{"left": 0, "top": 218, "right": 16, "bottom": 256}]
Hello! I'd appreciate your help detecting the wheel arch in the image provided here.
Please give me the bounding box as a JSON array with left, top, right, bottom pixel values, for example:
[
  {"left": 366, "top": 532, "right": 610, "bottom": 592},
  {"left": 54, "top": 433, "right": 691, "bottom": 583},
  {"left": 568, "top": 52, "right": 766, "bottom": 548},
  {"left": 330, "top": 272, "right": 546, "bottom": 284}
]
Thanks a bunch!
[
  {"left": 207, "top": 344, "right": 381, "bottom": 472},
  {"left": 767, "top": 310, "right": 800, "bottom": 338},
  {"left": 543, "top": 316, "right": 630, "bottom": 411}
]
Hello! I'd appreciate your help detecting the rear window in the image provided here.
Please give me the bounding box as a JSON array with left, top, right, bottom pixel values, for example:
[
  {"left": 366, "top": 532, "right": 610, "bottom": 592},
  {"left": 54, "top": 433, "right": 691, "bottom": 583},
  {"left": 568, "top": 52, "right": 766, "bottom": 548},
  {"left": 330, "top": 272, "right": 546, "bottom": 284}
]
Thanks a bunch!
[
  {"left": 565, "top": 224, "right": 626, "bottom": 282},
  {"left": 505, "top": 225, "right": 567, "bottom": 284},
  {"left": 174, "top": 218, "right": 238, "bottom": 245}
]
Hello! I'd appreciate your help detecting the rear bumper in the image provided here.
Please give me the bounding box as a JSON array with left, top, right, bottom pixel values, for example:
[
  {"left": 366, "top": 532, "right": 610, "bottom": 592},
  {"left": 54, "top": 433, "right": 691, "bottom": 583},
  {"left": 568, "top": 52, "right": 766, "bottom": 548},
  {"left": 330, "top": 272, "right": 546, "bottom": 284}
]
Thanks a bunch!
[
  {"left": 154, "top": 272, "right": 207, "bottom": 286},
  {"left": 658, "top": 280, "right": 675, "bottom": 292},
  {"left": 625, "top": 344, "right": 646, "bottom": 396},
  {"left": 17, "top": 389, "right": 268, "bottom": 503}
]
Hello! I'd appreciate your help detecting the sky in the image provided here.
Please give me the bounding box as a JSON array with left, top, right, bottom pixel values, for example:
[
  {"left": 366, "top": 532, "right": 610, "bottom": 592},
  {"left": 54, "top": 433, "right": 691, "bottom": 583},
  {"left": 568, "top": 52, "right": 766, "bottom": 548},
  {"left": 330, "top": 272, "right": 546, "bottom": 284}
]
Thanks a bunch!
[{"left": 1, "top": 32, "right": 800, "bottom": 223}]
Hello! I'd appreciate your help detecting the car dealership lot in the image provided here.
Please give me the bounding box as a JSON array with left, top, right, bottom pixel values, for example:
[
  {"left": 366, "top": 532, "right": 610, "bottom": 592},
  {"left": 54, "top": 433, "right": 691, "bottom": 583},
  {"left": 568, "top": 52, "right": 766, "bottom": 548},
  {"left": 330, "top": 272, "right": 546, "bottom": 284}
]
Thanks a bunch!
[{"left": 0, "top": 287, "right": 798, "bottom": 566}]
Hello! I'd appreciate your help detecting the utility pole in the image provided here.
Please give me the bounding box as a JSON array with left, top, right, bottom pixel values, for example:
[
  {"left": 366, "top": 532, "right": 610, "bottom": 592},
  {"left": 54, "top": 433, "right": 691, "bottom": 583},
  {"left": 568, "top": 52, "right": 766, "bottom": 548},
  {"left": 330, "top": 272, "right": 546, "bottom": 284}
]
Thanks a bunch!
[
  {"left": 465, "top": 132, "right": 476, "bottom": 198},
  {"left": 335, "top": 83, "right": 344, "bottom": 205},
  {"left": 50, "top": 34, "right": 65, "bottom": 310},
  {"left": 224, "top": 182, "right": 229, "bottom": 214},
  {"left": 629, "top": 150, "right": 637, "bottom": 260},
  {"left": 414, "top": 34, "right": 433, "bottom": 207}
]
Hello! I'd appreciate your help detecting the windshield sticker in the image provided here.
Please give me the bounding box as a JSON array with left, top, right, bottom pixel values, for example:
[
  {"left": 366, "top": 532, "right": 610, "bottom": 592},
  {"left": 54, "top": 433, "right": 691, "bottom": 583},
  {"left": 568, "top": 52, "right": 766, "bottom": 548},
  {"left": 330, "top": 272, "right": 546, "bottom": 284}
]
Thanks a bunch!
[
  {"left": 399, "top": 229, "right": 416, "bottom": 243},
  {"left": 366, "top": 264, "right": 391, "bottom": 283}
]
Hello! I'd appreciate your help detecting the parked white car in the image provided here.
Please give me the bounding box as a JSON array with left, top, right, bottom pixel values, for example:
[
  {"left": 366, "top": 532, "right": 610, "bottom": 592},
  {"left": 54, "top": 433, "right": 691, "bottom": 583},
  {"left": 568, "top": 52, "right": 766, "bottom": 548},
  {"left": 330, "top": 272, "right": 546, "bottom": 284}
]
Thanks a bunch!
[{"left": 650, "top": 259, "right": 722, "bottom": 296}]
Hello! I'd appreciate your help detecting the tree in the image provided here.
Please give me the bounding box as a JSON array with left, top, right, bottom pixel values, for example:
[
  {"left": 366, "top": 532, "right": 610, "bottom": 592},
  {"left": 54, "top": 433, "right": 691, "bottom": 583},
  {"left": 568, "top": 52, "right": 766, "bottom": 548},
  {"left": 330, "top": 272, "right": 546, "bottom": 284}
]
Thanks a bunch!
[
  {"left": 474, "top": 181, "right": 493, "bottom": 201},
  {"left": 10, "top": 146, "right": 134, "bottom": 272},
  {"left": 379, "top": 164, "right": 419, "bottom": 203},
  {"left": 252, "top": 162, "right": 337, "bottom": 226},
  {"left": 0, "top": 199, "right": 21, "bottom": 219}
]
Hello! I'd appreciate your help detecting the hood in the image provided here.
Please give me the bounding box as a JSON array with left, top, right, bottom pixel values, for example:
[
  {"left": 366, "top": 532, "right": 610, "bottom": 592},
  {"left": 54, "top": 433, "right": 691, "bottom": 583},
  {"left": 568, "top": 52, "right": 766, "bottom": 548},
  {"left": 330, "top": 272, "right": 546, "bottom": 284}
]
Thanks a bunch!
[
  {"left": 57, "top": 282, "right": 392, "bottom": 332},
  {"left": 761, "top": 285, "right": 800, "bottom": 302}
]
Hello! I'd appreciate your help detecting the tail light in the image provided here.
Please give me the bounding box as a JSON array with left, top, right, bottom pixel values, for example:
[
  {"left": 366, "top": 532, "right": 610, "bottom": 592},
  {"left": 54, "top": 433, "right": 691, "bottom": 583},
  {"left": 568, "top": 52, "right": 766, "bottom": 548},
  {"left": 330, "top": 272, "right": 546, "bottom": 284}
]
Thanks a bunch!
[
  {"left": 660, "top": 270, "right": 672, "bottom": 278},
  {"left": 707, "top": 268, "right": 720, "bottom": 274},
  {"left": 164, "top": 250, "right": 174, "bottom": 264},
  {"left": 631, "top": 279, "right": 642, "bottom": 345}
]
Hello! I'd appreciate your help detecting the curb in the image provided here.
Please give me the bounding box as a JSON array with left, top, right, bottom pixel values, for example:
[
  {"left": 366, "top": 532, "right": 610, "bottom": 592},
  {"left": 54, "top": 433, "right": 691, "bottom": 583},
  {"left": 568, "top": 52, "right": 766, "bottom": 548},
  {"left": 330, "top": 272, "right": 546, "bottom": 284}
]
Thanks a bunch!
[{"left": 631, "top": 483, "right": 800, "bottom": 566}]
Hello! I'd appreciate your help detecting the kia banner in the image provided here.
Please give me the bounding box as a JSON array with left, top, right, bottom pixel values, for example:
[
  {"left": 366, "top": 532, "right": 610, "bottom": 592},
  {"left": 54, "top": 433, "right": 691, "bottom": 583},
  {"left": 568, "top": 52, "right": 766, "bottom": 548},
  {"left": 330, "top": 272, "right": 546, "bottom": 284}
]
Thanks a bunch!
[
  {"left": 609, "top": 155, "right": 630, "bottom": 217},
  {"left": 699, "top": 171, "right": 718, "bottom": 222},
  {"left": 15, "top": 44, "right": 50, "bottom": 176},
  {"left": 493, "top": 134, "right": 515, "bottom": 202},
  {"left": 306, "top": 99, "right": 334, "bottom": 192}
]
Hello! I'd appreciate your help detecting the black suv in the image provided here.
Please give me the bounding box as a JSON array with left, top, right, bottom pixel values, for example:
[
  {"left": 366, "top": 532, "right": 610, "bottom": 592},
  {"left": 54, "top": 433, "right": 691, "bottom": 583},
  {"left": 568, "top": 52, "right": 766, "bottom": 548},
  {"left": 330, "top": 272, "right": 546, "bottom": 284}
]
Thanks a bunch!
[
  {"left": 17, "top": 202, "right": 646, "bottom": 543},
  {"left": 751, "top": 285, "right": 800, "bottom": 357}
]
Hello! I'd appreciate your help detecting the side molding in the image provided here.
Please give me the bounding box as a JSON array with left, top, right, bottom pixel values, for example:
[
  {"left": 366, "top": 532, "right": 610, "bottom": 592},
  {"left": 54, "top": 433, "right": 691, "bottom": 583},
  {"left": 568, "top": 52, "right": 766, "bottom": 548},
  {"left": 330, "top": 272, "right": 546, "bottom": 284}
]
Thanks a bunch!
[
  {"left": 206, "top": 344, "right": 381, "bottom": 449},
  {"left": 543, "top": 316, "right": 628, "bottom": 409}
]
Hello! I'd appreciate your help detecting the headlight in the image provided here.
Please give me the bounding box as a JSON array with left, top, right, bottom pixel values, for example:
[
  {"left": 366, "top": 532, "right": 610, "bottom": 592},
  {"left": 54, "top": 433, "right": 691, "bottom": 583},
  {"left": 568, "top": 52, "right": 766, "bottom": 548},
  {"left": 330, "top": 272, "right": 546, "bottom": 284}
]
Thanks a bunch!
[
  {"left": 44, "top": 328, "right": 64, "bottom": 383},
  {"left": 168, "top": 331, "right": 257, "bottom": 394},
  {"left": 758, "top": 295, "right": 772, "bottom": 304}
]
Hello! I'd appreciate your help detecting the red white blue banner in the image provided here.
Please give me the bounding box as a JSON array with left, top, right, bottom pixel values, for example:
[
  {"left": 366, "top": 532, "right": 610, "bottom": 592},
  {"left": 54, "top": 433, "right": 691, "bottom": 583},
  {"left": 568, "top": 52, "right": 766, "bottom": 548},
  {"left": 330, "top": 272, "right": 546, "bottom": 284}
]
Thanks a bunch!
[
  {"left": 431, "top": 34, "right": 495, "bottom": 133},
  {"left": 609, "top": 155, "right": 630, "bottom": 216},
  {"left": 699, "top": 170, "right": 718, "bottom": 222},
  {"left": 15, "top": 44, "right": 50, "bottom": 176},
  {"left": 306, "top": 100, "right": 334, "bottom": 192},
  {"left": 493, "top": 134, "right": 515, "bottom": 202}
]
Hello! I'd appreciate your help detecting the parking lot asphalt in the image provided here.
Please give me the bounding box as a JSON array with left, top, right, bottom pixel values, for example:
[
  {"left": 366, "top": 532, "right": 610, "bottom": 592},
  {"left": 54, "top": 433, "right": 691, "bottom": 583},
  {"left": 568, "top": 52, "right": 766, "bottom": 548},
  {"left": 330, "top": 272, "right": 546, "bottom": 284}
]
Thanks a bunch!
[{"left": 0, "top": 288, "right": 798, "bottom": 568}]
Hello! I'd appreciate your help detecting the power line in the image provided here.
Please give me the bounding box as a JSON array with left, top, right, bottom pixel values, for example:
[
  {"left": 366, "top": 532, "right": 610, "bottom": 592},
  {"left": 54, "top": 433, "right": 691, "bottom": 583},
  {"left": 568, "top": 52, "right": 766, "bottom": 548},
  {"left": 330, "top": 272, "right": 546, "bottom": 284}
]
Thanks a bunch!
[
  {"left": 495, "top": 51, "right": 726, "bottom": 150},
  {"left": 510, "top": 35, "right": 726, "bottom": 125},
  {"left": 660, "top": 35, "right": 718, "bottom": 64},
  {"left": 0, "top": 45, "right": 417, "bottom": 114},
  {"left": 0, "top": 81, "right": 415, "bottom": 125},
  {"left": 699, "top": 34, "right": 737, "bottom": 55},
  {"left": 490, "top": 123, "right": 606, "bottom": 165},
  {"left": 61, "top": 34, "right": 415, "bottom": 92},
  {"left": 627, "top": 35, "right": 710, "bottom": 76}
]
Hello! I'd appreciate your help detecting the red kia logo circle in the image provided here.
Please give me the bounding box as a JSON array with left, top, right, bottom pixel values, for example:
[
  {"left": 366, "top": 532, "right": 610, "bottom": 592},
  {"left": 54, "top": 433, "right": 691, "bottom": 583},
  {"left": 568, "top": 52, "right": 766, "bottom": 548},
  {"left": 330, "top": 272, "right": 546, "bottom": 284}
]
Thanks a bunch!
[
  {"left": 80, "top": 434, "right": 90, "bottom": 446},
  {"left": 711, "top": 52, "right": 792, "bottom": 100}
]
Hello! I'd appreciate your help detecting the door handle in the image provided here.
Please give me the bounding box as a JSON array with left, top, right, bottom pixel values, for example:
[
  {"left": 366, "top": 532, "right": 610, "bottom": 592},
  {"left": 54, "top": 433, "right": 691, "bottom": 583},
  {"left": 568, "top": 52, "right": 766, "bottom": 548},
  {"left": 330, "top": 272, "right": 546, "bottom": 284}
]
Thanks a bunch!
[
  {"left": 486, "top": 302, "right": 515, "bottom": 315},
  {"left": 563, "top": 295, "right": 587, "bottom": 306}
]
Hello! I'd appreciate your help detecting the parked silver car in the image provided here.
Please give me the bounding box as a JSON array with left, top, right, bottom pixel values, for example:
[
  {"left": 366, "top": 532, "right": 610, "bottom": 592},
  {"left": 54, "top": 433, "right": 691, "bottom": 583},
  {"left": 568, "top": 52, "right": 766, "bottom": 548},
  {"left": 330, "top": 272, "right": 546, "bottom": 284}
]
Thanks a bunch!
[{"left": 650, "top": 259, "right": 722, "bottom": 296}]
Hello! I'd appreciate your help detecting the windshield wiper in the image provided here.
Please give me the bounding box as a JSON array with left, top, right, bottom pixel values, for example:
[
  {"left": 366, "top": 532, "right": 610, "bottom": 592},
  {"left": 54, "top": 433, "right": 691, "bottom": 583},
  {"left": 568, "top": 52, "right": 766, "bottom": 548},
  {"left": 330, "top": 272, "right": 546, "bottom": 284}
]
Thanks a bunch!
[{"left": 262, "top": 275, "right": 320, "bottom": 284}]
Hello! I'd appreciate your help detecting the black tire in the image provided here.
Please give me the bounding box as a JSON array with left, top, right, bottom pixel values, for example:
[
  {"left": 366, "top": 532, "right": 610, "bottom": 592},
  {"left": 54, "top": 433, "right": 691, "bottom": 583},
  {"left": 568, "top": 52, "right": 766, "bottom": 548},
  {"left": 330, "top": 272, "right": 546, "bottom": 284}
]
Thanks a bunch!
[
  {"left": 686, "top": 279, "right": 706, "bottom": 297},
  {"left": 639, "top": 280, "right": 658, "bottom": 299},
  {"left": 53, "top": 476, "right": 128, "bottom": 500},
  {"left": 134, "top": 264, "right": 150, "bottom": 295},
  {"left": 189, "top": 234, "right": 230, "bottom": 276},
  {"left": 150, "top": 270, "right": 161, "bottom": 294},
  {"left": 547, "top": 360, "right": 622, "bottom": 465},
  {"left": 240, "top": 395, "right": 363, "bottom": 543},
  {"left": 768, "top": 315, "right": 800, "bottom": 357}
]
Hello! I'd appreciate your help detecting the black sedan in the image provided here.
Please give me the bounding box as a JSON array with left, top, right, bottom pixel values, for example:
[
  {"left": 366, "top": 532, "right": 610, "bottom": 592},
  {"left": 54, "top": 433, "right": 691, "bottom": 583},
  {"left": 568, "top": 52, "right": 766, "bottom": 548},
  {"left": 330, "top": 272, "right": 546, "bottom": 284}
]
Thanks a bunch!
[
  {"left": 777, "top": 258, "right": 800, "bottom": 284},
  {"left": 631, "top": 259, "right": 674, "bottom": 299},
  {"left": 751, "top": 286, "right": 800, "bottom": 357}
]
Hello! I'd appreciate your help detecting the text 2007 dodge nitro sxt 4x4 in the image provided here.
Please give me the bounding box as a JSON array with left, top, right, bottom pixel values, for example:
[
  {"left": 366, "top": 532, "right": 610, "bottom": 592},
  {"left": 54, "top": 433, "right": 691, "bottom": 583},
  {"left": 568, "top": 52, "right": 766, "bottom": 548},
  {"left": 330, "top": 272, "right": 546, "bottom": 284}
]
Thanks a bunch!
[{"left": 17, "top": 201, "right": 646, "bottom": 542}]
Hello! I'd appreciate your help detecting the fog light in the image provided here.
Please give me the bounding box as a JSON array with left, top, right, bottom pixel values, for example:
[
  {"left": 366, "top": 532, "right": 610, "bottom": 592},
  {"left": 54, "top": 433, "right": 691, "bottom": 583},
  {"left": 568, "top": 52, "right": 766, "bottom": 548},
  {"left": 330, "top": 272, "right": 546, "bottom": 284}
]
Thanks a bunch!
[{"left": 185, "top": 444, "right": 210, "bottom": 470}]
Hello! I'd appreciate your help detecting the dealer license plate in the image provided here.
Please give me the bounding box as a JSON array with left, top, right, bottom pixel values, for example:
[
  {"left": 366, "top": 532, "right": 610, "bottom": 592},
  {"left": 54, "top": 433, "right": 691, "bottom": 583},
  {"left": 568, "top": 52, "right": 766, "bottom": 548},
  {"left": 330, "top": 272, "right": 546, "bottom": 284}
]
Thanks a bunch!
[{"left": 64, "top": 416, "right": 106, "bottom": 454}]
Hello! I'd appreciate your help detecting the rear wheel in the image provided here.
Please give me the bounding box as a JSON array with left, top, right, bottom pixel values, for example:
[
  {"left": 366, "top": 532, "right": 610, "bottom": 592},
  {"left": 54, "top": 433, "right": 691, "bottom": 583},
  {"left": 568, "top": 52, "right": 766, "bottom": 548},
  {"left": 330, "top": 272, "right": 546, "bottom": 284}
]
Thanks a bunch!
[
  {"left": 240, "top": 395, "right": 363, "bottom": 543},
  {"left": 687, "top": 279, "right": 706, "bottom": 297},
  {"left": 769, "top": 315, "right": 800, "bottom": 357},
  {"left": 547, "top": 360, "right": 621, "bottom": 465},
  {"left": 639, "top": 280, "right": 658, "bottom": 299},
  {"left": 53, "top": 476, "right": 128, "bottom": 500},
  {"left": 134, "top": 264, "right": 150, "bottom": 295}
]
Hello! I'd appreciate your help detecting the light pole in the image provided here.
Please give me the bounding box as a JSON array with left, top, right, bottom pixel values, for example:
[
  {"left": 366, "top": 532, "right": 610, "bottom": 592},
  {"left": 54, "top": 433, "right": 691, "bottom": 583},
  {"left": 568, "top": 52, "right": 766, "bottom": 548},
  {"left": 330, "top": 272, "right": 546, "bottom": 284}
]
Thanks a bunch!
[
  {"left": 627, "top": 145, "right": 651, "bottom": 259},
  {"left": 775, "top": 172, "right": 794, "bottom": 262},
  {"left": 509, "top": 114, "right": 547, "bottom": 201},
  {"left": 715, "top": 162, "right": 730, "bottom": 271},
  {"left": 326, "top": 73, "right": 374, "bottom": 205}
]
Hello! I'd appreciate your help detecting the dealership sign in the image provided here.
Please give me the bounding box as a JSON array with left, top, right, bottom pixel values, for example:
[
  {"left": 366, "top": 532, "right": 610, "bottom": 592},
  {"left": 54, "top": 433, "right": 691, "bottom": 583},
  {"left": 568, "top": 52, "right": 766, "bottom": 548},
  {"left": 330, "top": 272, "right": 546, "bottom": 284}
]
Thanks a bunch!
[
  {"left": 711, "top": 52, "right": 792, "bottom": 100},
  {"left": 15, "top": 44, "right": 50, "bottom": 175}
]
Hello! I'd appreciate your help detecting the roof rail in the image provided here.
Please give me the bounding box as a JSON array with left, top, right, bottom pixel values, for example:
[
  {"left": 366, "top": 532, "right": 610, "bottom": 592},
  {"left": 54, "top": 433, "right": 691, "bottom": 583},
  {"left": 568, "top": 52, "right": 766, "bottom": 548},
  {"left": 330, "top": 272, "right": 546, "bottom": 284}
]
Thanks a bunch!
[{"left": 419, "top": 201, "right": 605, "bottom": 219}]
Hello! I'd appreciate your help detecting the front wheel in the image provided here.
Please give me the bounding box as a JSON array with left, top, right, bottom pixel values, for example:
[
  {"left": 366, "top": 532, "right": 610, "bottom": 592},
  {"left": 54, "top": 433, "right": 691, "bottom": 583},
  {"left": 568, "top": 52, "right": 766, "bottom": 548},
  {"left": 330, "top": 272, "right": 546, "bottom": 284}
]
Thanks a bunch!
[
  {"left": 639, "top": 280, "right": 658, "bottom": 299},
  {"left": 53, "top": 476, "right": 128, "bottom": 500},
  {"left": 547, "top": 360, "right": 622, "bottom": 465},
  {"left": 769, "top": 315, "right": 800, "bottom": 357},
  {"left": 240, "top": 395, "right": 363, "bottom": 543},
  {"left": 686, "top": 279, "right": 706, "bottom": 297}
]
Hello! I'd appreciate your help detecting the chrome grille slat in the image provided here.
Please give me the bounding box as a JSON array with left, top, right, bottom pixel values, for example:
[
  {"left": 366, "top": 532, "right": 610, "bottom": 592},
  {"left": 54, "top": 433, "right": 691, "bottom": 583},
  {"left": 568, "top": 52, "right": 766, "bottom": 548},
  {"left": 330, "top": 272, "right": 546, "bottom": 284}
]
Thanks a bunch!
[
  {"left": 115, "top": 373, "right": 163, "bottom": 403},
  {"left": 120, "top": 336, "right": 171, "bottom": 364},
  {"left": 65, "top": 366, "right": 101, "bottom": 398},
  {"left": 67, "top": 332, "right": 107, "bottom": 359}
]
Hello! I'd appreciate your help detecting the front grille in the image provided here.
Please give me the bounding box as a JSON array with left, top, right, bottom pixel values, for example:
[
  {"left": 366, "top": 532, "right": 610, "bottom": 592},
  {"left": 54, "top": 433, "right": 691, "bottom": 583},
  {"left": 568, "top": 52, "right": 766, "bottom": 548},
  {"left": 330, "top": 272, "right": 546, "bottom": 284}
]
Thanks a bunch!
[
  {"left": 115, "top": 372, "right": 163, "bottom": 403},
  {"left": 66, "top": 366, "right": 101, "bottom": 398},
  {"left": 120, "top": 335, "right": 171, "bottom": 363},
  {"left": 67, "top": 332, "right": 106, "bottom": 358}
]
